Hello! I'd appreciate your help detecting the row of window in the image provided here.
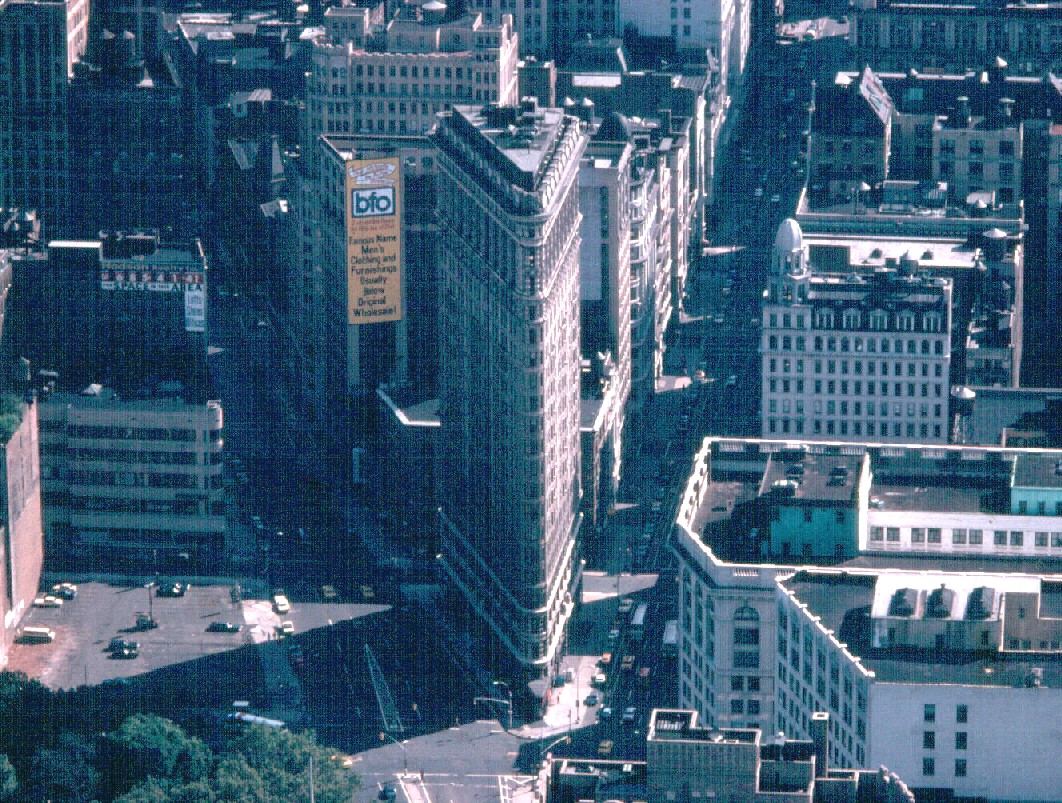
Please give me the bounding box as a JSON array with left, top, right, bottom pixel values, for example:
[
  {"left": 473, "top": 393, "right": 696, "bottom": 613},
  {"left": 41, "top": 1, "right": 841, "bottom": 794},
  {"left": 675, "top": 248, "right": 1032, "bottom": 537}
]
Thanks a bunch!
[
  {"left": 68, "top": 497, "right": 219, "bottom": 515},
  {"left": 939, "top": 160, "right": 1016, "bottom": 182},
  {"left": 58, "top": 424, "right": 207, "bottom": 442},
  {"left": 767, "top": 359, "right": 946, "bottom": 379},
  {"left": 67, "top": 469, "right": 209, "bottom": 489},
  {"left": 924, "top": 758, "right": 967, "bottom": 778},
  {"left": 768, "top": 308, "right": 943, "bottom": 333},
  {"left": 870, "top": 527, "right": 1062, "bottom": 546},
  {"left": 769, "top": 399, "right": 945, "bottom": 419},
  {"left": 923, "top": 729, "right": 968, "bottom": 749},
  {"left": 940, "top": 138, "right": 1015, "bottom": 158},
  {"left": 766, "top": 418, "right": 945, "bottom": 440},
  {"left": 766, "top": 334, "right": 947, "bottom": 353},
  {"left": 768, "top": 377, "right": 946, "bottom": 400},
  {"left": 68, "top": 448, "right": 204, "bottom": 466}
]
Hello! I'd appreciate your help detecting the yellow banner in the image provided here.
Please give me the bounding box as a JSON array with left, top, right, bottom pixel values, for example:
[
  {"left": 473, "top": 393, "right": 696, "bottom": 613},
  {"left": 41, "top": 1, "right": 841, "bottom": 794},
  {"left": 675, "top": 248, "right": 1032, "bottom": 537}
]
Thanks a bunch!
[{"left": 346, "top": 157, "right": 403, "bottom": 324}]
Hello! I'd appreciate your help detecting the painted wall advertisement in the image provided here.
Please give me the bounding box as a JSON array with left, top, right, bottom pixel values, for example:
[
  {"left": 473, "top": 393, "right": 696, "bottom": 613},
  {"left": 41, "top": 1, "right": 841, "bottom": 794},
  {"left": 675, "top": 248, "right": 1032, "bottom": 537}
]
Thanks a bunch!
[{"left": 346, "top": 157, "right": 403, "bottom": 324}]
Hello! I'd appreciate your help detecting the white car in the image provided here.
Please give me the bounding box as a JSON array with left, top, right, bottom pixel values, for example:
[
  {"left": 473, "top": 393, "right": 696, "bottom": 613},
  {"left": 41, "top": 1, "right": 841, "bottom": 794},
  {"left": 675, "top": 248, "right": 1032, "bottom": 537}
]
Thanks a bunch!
[
  {"left": 33, "top": 595, "right": 63, "bottom": 608},
  {"left": 272, "top": 594, "right": 291, "bottom": 614}
]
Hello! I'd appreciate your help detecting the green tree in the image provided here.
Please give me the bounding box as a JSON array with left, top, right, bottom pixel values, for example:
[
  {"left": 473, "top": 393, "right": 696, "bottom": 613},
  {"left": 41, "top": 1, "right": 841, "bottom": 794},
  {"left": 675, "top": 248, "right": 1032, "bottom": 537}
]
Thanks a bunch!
[
  {"left": 226, "top": 725, "right": 359, "bottom": 803},
  {"left": 24, "top": 732, "right": 100, "bottom": 803},
  {"left": 0, "top": 754, "right": 17, "bottom": 801},
  {"left": 212, "top": 756, "right": 268, "bottom": 803},
  {"left": 107, "top": 714, "right": 211, "bottom": 792}
]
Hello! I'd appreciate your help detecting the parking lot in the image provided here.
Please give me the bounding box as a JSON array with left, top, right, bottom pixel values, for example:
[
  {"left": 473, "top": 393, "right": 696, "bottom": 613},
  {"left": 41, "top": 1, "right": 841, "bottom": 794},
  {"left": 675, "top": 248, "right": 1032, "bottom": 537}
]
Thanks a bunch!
[{"left": 7, "top": 579, "right": 391, "bottom": 712}]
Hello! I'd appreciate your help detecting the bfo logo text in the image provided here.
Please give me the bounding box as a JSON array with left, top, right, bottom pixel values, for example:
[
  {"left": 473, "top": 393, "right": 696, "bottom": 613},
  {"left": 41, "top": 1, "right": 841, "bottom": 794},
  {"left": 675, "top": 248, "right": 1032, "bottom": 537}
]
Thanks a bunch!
[{"left": 351, "top": 187, "right": 396, "bottom": 217}]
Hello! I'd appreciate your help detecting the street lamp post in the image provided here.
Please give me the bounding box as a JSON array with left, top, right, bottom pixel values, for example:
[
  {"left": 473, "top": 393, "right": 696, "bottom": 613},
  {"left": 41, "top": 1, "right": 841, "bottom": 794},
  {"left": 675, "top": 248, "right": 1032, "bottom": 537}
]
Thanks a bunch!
[
  {"left": 379, "top": 732, "right": 408, "bottom": 775},
  {"left": 474, "top": 695, "right": 513, "bottom": 732},
  {"left": 493, "top": 681, "right": 513, "bottom": 731},
  {"left": 540, "top": 734, "right": 571, "bottom": 763}
]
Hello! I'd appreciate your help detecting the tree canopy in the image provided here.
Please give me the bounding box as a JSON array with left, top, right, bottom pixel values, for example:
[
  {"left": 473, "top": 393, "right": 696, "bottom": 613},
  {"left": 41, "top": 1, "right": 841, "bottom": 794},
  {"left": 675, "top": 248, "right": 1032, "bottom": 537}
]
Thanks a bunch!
[{"left": 0, "top": 672, "right": 360, "bottom": 803}]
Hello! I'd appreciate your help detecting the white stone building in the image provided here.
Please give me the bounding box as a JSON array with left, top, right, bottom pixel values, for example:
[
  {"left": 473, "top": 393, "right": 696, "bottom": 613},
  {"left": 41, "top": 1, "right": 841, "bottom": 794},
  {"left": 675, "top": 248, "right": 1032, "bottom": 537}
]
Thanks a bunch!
[
  {"left": 672, "top": 436, "right": 1062, "bottom": 801},
  {"left": 433, "top": 101, "right": 587, "bottom": 678},
  {"left": 761, "top": 220, "right": 952, "bottom": 444},
  {"left": 306, "top": 1, "right": 519, "bottom": 142}
]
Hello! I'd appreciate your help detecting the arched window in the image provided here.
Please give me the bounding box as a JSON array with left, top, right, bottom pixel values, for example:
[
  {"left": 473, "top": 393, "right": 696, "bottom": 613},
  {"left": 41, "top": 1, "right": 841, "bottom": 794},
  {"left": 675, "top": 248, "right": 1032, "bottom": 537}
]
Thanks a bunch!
[{"left": 734, "top": 605, "right": 759, "bottom": 622}]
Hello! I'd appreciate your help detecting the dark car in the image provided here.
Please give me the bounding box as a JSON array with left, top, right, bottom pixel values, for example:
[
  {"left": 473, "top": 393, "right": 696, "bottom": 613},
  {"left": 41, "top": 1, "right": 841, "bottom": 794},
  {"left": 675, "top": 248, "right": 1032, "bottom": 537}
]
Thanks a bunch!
[
  {"left": 156, "top": 581, "right": 188, "bottom": 597},
  {"left": 206, "top": 622, "right": 242, "bottom": 633},
  {"left": 107, "top": 637, "right": 137, "bottom": 653},
  {"left": 378, "top": 786, "right": 397, "bottom": 801},
  {"left": 52, "top": 582, "right": 78, "bottom": 600},
  {"left": 112, "top": 645, "right": 139, "bottom": 659}
]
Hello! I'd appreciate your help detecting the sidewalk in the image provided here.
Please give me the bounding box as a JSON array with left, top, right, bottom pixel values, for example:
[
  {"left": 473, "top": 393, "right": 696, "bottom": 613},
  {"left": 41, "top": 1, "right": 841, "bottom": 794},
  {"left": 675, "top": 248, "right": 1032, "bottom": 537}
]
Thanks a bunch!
[
  {"left": 511, "top": 653, "right": 600, "bottom": 741},
  {"left": 243, "top": 598, "right": 307, "bottom": 726}
]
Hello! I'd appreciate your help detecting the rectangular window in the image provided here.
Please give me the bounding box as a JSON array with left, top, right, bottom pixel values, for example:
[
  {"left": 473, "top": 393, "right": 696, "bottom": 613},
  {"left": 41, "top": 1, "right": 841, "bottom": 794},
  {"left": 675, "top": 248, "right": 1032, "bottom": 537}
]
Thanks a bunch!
[
  {"left": 923, "top": 758, "right": 935, "bottom": 777},
  {"left": 923, "top": 731, "right": 935, "bottom": 750},
  {"left": 734, "top": 651, "right": 760, "bottom": 668},
  {"left": 912, "top": 528, "right": 925, "bottom": 543},
  {"left": 994, "top": 531, "right": 1007, "bottom": 546},
  {"left": 955, "top": 731, "right": 967, "bottom": 750},
  {"left": 956, "top": 704, "right": 968, "bottom": 723},
  {"left": 924, "top": 704, "right": 935, "bottom": 723},
  {"left": 928, "top": 528, "right": 942, "bottom": 544},
  {"left": 952, "top": 529, "right": 967, "bottom": 544},
  {"left": 887, "top": 528, "right": 900, "bottom": 542},
  {"left": 955, "top": 759, "right": 967, "bottom": 777},
  {"left": 969, "top": 530, "right": 983, "bottom": 545},
  {"left": 1010, "top": 531, "right": 1023, "bottom": 546},
  {"left": 735, "top": 628, "right": 760, "bottom": 645}
]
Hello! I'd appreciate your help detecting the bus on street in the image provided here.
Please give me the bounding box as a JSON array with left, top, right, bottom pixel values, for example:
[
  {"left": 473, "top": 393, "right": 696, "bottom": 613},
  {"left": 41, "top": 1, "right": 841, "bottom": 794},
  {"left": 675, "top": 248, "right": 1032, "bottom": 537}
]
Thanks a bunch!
[
  {"left": 662, "top": 619, "right": 678, "bottom": 657},
  {"left": 630, "top": 603, "right": 648, "bottom": 641}
]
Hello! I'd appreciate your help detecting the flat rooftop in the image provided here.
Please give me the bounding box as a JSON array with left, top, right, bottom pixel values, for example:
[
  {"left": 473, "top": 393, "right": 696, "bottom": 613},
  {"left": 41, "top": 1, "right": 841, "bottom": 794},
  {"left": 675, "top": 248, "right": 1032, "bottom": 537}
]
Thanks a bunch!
[
  {"left": 688, "top": 439, "right": 1062, "bottom": 568},
  {"left": 453, "top": 103, "right": 571, "bottom": 184},
  {"left": 869, "top": 482, "right": 1001, "bottom": 513},
  {"left": 804, "top": 234, "right": 980, "bottom": 271},
  {"left": 782, "top": 571, "right": 1062, "bottom": 687},
  {"left": 1014, "top": 453, "right": 1062, "bottom": 489},
  {"left": 761, "top": 452, "right": 861, "bottom": 504}
]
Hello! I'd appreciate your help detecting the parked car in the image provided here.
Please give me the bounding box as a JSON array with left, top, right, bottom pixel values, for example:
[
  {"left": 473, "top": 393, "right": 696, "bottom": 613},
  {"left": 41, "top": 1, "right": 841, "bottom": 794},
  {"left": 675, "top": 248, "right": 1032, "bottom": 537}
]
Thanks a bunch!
[
  {"left": 277, "top": 621, "right": 295, "bottom": 637},
  {"left": 320, "top": 585, "right": 338, "bottom": 601},
  {"left": 584, "top": 693, "right": 600, "bottom": 707},
  {"left": 622, "top": 706, "right": 638, "bottom": 723},
  {"left": 156, "top": 581, "right": 187, "bottom": 597},
  {"left": 52, "top": 582, "right": 78, "bottom": 600},
  {"left": 272, "top": 594, "right": 291, "bottom": 614},
  {"left": 599, "top": 706, "right": 613, "bottom": 721},
  {"left": 360, "top": 585, "right": 376, "bottom": 601},
  {"left": 33, "top": 595, "right": 63, "bottom": 608},
  {"left": 107, "top": 637, "right": 138, "bottom": 653},
  {"left": 206, "top": 622, "right": 242, "bottom": 633},
  {"left": 112, "top": 644, "right": 139, "bottom": 659},
  {"left": 597, "top": 739, "right": 613, "bottom": 757}
]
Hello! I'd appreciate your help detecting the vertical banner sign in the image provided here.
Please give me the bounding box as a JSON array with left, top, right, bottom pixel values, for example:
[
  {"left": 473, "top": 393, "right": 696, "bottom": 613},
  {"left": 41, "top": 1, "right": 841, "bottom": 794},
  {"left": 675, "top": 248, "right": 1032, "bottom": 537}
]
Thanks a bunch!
[
  {"left": 346, "top": 157, "right": 403, "bottom": 324},
  {"left": 184, "top": 285, "right": 206, "bottom": 332}
]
